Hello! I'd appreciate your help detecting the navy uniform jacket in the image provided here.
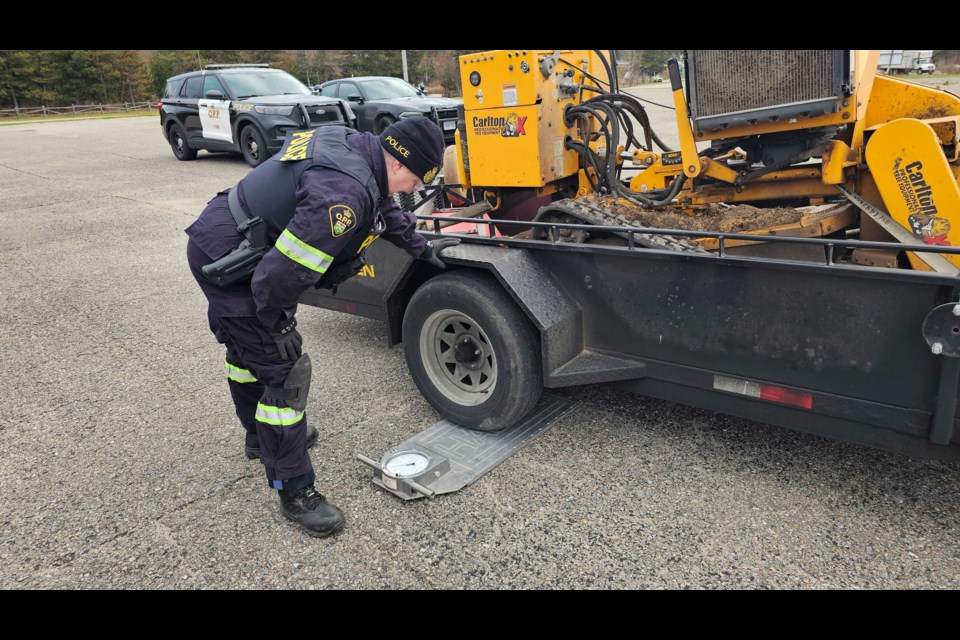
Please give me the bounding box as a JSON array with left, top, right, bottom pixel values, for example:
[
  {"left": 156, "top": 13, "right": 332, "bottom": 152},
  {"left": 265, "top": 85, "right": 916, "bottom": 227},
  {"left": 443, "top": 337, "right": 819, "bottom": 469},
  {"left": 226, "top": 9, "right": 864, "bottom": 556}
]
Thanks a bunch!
[{"left": 186, "top": 130, "right": 427, "bottom": 332}]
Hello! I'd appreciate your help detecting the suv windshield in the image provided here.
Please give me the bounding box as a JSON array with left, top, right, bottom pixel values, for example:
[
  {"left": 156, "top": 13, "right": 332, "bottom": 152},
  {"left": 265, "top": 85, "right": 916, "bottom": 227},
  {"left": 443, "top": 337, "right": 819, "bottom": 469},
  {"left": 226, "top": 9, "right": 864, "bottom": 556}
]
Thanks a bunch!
[
  {"left": 359, "top": 77, "right": 421, "bottom": 100},
  {"left": 222, "top": 71, "right": 311, "bottom": 99}
]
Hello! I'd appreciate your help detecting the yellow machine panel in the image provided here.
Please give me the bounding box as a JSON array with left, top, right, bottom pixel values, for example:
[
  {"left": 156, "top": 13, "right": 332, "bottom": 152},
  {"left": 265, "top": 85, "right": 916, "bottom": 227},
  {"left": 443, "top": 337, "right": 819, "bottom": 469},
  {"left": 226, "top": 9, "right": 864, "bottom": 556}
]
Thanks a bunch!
[
  {"left": 866, "top": 118, "right": 960, "bottom": 268},
  {"left": 458, "top": 50, "right": 609, "bottom": 188}
]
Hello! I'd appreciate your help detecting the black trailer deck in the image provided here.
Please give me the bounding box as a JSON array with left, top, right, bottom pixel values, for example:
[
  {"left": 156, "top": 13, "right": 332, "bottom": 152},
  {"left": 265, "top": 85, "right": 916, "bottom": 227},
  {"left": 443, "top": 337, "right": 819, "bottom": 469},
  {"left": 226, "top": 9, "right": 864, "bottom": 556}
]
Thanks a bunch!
[{"left": 300, "top": 214, "right": 960, "bottom": 461}]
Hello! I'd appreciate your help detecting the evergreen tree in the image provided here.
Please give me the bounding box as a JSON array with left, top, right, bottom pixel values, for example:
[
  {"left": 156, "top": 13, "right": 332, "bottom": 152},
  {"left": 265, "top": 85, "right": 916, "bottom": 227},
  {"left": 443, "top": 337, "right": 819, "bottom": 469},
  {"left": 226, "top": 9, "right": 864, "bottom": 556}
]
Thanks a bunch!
[
  {"left": 0, "top": 50, "right": 38, "bottom": 111},
  {"left": 199, "top": 50, "right": 242, "bottom": 66},
  {"left": 341, "top": 50, "right": 402, "bottom": 77},
  {"left": 148, "top": 50, "right": 201, "bottom": 97}
]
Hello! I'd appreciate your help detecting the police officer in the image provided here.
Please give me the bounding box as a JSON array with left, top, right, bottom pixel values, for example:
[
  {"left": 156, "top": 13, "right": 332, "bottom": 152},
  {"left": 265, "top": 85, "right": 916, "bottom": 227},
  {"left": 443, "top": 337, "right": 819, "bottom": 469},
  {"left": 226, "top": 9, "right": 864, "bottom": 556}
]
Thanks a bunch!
[{"left": 185, "top": 117, "right": 457, "bottom": 538}]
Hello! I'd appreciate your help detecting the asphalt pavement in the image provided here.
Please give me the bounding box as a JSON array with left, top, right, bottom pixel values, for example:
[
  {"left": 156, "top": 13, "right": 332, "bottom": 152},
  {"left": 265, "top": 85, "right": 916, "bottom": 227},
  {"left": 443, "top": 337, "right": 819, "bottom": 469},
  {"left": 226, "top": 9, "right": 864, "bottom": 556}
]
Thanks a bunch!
[{"left": 2, "top": 88, "right": 960, "bottom": 589}]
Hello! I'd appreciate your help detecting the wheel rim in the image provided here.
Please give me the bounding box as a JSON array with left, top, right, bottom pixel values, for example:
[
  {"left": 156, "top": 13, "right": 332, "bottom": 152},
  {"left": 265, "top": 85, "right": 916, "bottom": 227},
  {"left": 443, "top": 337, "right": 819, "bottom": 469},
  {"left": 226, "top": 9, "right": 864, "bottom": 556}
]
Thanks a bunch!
[
  {"left": 419, "top": 309, "right": 496, "bottom": 405},
  {"left": 174, "top": 131, "right": 185, "bottom": 154},
  {"left": 245, "top": 135, "right": 260, "bottom": 161}
]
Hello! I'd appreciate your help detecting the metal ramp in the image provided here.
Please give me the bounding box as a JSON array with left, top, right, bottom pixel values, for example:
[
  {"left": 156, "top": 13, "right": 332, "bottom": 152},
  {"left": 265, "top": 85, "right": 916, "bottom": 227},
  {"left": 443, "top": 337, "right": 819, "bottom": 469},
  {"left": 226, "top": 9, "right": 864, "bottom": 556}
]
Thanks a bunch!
[{"left": 357, "top": 392, "right": 579, "bottom": 500}]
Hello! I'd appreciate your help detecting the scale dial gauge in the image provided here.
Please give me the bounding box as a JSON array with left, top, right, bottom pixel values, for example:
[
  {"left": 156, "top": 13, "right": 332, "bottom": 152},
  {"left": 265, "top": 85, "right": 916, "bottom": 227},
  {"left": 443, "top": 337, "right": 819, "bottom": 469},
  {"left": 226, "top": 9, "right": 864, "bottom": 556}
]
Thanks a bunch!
[{"left": 383, "top": 451, "right": 430, "bottom": 478}]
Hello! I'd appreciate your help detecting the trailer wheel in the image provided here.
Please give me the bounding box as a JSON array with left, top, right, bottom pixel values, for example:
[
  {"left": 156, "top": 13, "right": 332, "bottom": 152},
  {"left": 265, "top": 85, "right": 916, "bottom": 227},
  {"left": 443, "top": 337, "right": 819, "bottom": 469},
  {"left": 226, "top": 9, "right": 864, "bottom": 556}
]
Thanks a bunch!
[{"left": 402, "top": 271, "right": 543, "bottom": 432}]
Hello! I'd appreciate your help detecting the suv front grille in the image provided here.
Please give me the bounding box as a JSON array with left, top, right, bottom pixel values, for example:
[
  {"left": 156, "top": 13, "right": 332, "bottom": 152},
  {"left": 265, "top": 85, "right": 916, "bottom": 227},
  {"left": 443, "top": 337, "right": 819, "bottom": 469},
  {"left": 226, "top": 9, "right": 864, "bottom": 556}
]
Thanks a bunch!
[{"left": 307, "top": 105, "right": 343, "bottom": 124}]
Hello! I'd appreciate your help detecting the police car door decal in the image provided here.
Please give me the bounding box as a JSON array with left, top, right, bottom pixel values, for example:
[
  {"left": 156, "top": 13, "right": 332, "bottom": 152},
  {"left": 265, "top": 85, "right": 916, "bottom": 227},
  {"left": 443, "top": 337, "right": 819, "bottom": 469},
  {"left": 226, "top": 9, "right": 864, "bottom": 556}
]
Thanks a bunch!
[{"left": 199, "top": 99, "right": 233, "bottom": 143}]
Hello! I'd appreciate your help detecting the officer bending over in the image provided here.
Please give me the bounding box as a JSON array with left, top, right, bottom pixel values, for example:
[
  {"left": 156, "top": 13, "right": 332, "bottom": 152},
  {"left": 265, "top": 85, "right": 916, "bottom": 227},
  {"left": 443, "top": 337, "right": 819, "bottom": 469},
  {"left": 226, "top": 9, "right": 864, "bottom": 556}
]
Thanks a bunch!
[{"left": 185, "top": 118, "right": 457, "bottom": 538}]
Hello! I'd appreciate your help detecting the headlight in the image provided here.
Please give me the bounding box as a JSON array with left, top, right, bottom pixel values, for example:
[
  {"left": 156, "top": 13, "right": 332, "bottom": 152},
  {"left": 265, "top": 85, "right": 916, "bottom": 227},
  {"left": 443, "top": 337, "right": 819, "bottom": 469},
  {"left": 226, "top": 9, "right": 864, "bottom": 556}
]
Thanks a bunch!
[
  {"left": 398, "top": 111, "right": 426, "bottom": 119},
  {"left": 254, "top": 105, "right": 295, "bottom": 116}
]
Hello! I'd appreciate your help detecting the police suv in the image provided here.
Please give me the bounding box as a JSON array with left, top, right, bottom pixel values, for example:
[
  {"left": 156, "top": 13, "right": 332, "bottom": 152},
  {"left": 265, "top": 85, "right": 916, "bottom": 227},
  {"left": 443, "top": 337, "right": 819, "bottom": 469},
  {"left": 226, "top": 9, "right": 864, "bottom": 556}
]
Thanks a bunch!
[
  {"left": 316, "top": 76, "right": 460, "bottom": 146},
  {"left": 158, "top": 64, "right": 356, "bottom": 168}
]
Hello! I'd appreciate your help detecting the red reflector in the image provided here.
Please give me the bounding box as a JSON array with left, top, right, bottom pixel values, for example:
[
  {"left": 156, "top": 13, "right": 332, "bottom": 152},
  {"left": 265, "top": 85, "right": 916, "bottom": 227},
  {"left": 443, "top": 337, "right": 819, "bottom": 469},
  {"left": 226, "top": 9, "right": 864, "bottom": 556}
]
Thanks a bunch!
[{"left": 759, "top": 385, "right": 812, "bottom": 409}]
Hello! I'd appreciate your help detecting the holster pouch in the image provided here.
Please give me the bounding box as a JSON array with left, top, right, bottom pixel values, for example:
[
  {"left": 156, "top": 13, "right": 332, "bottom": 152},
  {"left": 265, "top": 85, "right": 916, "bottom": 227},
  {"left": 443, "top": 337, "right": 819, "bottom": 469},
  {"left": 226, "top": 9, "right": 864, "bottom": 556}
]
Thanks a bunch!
[
  {"left": 201, "top": 239, "right": 267, "bottom": 287},
  {"left": 202, "top": 217, "right": 269, "bottom": 288},
  {"left": 265, "top": 353, "right": 312, "bottom": 412}
]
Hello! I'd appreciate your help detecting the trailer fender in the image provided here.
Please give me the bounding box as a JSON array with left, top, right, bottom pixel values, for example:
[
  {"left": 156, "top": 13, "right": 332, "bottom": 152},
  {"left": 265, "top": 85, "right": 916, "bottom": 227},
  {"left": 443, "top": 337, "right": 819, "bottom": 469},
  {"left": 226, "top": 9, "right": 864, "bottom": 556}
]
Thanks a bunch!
[{"left": 391, "top": 243, "right": 583, "bottom": 383}]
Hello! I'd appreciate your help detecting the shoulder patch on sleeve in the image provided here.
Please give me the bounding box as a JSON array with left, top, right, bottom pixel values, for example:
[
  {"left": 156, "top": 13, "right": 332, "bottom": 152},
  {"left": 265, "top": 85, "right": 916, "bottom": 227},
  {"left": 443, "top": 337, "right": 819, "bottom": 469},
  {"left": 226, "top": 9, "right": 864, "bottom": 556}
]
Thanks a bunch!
[{"left": 329, "top": 204, "right": 357, "bottom": 237}]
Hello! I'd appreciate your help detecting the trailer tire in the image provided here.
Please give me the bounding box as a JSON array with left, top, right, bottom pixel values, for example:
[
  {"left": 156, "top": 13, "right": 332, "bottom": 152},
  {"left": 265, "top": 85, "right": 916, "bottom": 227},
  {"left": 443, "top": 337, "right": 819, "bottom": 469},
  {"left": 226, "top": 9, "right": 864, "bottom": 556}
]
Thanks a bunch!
[{"left": 402, "top": 271, "right": 542, "bottom": 432}]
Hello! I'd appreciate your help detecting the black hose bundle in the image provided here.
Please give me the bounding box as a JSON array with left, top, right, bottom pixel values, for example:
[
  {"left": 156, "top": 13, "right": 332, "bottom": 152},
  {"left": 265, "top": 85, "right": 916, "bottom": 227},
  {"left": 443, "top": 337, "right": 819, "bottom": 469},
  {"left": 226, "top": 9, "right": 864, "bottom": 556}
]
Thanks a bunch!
[{"left": 564, "top": 95, "right": 686, "bottom": 208}]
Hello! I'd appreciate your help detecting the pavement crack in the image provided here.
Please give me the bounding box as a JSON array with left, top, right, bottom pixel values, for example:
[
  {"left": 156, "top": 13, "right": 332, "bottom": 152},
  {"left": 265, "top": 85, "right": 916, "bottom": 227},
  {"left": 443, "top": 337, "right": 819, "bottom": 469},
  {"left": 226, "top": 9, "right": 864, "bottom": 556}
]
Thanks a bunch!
[{"left": 0, "top": 162, "right": 49, "bottom": 179}]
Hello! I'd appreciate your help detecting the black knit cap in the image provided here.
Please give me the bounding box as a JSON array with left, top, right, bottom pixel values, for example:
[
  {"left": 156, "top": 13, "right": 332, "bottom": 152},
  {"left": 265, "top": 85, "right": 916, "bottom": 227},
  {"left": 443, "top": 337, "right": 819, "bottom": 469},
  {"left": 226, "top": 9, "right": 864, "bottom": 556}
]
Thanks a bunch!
[{"left": 380, "top": 117, "right": 445, "bottom": 184}]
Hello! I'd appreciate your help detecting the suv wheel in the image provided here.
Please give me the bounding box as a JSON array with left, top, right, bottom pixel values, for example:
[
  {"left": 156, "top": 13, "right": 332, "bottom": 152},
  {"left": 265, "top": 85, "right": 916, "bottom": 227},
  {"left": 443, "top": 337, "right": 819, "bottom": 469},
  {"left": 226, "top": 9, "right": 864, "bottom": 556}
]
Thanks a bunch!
[
  {"left": 240, "top": 125, "right": 269, "bottom": 168},
  {"left": 168, "top": 123, "right": 197, "bottom": 161},
  {"left": 375, "top": 115, "right": 397, "bottom": 135}
]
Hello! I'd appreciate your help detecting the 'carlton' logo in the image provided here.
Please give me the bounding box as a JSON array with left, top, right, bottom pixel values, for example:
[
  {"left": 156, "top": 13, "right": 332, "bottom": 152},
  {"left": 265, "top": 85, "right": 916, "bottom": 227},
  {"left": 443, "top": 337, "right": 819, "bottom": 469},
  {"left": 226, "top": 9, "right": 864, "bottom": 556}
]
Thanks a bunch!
[
  {"left": 471, "top": 113, "right": 527, "bottom": 137},
  {"left": 501, "top": 113, "right": 526, "bottom": 137},
  {"left": 895, "top": 158, "right": 951, "bottom": 246}
]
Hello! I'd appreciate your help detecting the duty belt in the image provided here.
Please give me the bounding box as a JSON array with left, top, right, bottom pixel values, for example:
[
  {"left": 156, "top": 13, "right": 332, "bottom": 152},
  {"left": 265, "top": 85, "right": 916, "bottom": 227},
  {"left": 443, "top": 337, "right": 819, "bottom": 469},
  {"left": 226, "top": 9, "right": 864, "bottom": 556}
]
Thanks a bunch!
[
  {"left": 228, "top": 187, "right": 249, "bottom": 227},
  {"left": 228, "top": 188, "right": 269, "bottom": 248}
]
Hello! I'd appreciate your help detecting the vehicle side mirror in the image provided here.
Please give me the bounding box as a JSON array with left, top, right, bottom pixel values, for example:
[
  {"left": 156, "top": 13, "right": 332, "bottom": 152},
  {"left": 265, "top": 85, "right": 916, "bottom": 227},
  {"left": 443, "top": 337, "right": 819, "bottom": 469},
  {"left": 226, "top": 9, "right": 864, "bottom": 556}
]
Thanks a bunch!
[
  {"left": 347, "top": 94, "right": 364, "bottom": 104},
  {"left": 205, "top": 89, "right": 224, "bottom": 100},
  {"left": 417, "top": 83, "right": 426, "bottom": 95}
]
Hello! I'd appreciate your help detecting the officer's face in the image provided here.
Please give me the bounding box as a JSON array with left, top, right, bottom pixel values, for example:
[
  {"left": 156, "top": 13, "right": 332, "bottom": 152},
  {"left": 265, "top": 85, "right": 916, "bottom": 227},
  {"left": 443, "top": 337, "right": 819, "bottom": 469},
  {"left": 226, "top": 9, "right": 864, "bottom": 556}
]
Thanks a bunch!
[{"left": 388, "top": 159, "right": 424, "bottom": 195}]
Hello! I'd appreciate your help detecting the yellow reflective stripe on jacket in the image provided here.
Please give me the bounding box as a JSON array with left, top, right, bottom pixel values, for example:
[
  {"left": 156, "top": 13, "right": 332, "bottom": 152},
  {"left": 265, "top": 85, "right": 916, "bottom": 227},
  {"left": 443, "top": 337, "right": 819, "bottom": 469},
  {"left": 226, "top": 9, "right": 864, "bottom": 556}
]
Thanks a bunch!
[
  {"left": 255, "top": 403, "right": 304, "bottom": 426},
  {"left": 225, "top": 361, "right": 257, "bottom": 383},
  {"left": 275, "top": 228, "right": 334, "bottom": 274}
]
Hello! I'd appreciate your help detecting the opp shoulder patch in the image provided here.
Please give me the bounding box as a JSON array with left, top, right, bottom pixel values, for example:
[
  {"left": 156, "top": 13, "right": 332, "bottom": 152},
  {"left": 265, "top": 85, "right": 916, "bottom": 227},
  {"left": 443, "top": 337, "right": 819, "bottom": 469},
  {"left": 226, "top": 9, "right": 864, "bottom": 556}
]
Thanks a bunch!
[{"left": 329, "top": 204, "right": 357, "bottom": 237}]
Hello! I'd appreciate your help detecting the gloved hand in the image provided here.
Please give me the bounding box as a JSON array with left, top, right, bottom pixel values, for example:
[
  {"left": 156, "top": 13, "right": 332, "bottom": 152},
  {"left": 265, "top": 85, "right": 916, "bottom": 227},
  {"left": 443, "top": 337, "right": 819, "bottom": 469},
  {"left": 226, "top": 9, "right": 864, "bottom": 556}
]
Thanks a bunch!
[
  {"left": 270, "top": 318, "right": 303, "bottom": 361},
  {"left": 420, "top": 238, "right": 461, "bottom": 269}
]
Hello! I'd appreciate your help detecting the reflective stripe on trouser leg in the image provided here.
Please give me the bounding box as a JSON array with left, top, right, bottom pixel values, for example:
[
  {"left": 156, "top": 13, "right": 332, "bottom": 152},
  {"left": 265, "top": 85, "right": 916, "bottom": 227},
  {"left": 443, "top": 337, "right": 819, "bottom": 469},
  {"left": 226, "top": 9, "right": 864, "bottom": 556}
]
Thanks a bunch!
[
  {"left": 201, "top": 312, "right": 314, "bottom": 490},
  {"left": 225, "top": 353, "right": 262, "bottom": 436},
  {"left": 225, "top": 360, "right": 257, "bottom": 383},
  {"left": 256, "top": 395, "right": 314, "bottom": 490}
]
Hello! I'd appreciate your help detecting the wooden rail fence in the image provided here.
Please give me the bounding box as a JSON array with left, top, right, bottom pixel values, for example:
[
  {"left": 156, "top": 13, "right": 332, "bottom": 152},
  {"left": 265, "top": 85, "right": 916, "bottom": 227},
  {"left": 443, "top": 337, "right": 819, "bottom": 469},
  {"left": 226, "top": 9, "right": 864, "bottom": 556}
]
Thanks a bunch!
[{"left": 0, "top": 102, "right": 155, "bottom": 119}]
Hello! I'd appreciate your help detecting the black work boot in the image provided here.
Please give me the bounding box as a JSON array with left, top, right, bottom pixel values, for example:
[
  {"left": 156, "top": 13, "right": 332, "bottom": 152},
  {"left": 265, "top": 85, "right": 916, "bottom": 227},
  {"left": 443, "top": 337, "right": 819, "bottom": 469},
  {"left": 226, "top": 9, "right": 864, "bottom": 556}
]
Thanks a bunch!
[
  {"left": 278, "top": 485, "right": 345, "bottom": 538},
  {"left": 245, "top": 425, "right": 318, "bottom": 460}
]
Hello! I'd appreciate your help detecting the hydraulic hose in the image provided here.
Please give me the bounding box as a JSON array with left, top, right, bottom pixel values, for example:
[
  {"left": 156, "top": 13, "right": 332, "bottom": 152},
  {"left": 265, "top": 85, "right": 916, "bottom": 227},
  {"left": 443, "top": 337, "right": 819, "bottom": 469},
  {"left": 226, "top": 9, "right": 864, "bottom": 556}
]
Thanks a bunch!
[
  {"left": 586, "top": 93, "right": 673, "bottom": 153},
  {"left": 592, "top": 50, "right": 617, "bottom": 93},
  {"left": 566, "top": 98, "right": 687, "bottom": 207}
]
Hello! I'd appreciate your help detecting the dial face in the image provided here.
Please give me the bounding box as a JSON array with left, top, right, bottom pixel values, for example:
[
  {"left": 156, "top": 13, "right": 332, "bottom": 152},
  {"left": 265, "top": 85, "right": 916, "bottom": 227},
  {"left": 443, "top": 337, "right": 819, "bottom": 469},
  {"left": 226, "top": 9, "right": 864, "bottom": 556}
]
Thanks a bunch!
[{"left": 384, "top": 451, "right": 430, "bottom": 478}]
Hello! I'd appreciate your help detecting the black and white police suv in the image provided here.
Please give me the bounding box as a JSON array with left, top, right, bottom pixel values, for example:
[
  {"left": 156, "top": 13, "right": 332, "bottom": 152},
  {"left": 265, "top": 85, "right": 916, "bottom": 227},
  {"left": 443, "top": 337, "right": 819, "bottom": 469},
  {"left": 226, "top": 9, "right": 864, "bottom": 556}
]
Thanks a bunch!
[{"left": 158, "top": 64, "right": 356, "bottom": 168}]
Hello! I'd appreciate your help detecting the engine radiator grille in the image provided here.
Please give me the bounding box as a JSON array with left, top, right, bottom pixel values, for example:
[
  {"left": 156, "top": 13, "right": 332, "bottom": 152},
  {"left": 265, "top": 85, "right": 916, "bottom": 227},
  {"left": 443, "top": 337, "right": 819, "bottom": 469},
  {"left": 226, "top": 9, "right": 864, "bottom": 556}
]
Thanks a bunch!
[{"left": 687, "top": 50, "right": 849, "bottom": 133}]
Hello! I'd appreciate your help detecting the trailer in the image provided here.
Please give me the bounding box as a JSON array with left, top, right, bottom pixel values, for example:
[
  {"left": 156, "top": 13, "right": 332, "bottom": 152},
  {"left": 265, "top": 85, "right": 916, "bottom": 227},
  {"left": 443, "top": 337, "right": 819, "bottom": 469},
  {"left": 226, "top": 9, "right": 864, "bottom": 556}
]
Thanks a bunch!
[
  {"left": 298, "top": 50, "right": 960, "bottom": 462},
  {"left": 300, "top": 216, "right": 960, "bottom": 462}
]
